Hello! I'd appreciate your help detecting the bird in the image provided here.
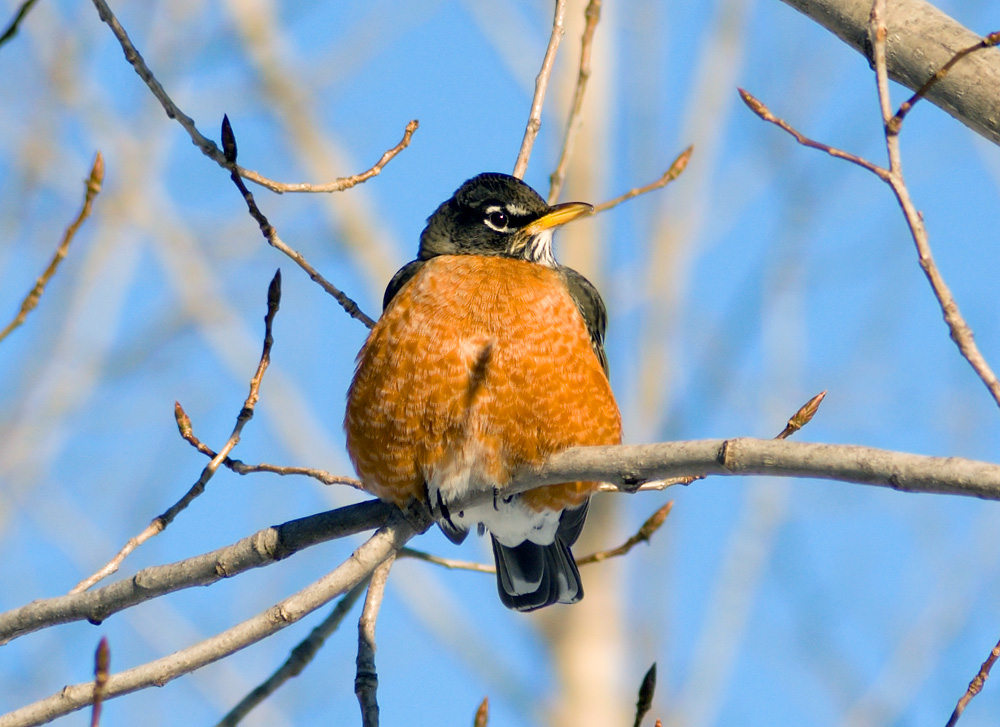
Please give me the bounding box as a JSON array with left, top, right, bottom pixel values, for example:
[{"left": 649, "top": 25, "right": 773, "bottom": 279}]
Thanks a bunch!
[{"left": 344, "top": 172, "right": 621, "bottom": 611}]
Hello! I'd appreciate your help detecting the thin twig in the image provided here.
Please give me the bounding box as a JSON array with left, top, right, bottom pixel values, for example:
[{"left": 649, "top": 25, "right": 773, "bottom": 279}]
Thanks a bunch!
[
  {"left": 945, "top": 635, "right": 1000, "bottom": 727},
  {"left": 512, "top": 0, "right": 569, "bottom": 179},
  {"left": 0, "top": 0, "right": 39, "bottom": 49},
  {"left": 89, "top": 638, "right": 109, "bottom": 727},
  {"left": 548, "top": 0, "right": 602, "bottom": 203},
  {"left": 88, "top": 0, "right": 415, "bottom": 195},
  {"left": 257, "top": 120, "right": 419, "bottom": 193},
  {"left": 356, "top": 555, "right": 395, "bottom": 727},
  {"left": 397, "top": 548, "right": 495, "bottom": 573},
  {"left": 576, "top": 502, "right": 673, "bottom": 566},
  {"left": 738, "top": 88, "right": 888, "bottom": 180},
  {"left": 173, "top": 401, "right": 363, "bottom": 489},
  {"left": 69, "top": 271, "right": 283, "bottom": 594},
  {"left": 869, "top": 3, "right": 1000, "bottom": 412},
  {"left": 889, "top": 31, "right": 1000, "bottom": 135},
  {"left": 215, "top": 579, "right": 370, "bottom": 727},
  {"left": 633, "top": 663, "right": 657, "bottom": 727},
  {"left": 591, "top": 147, "right": 694, "bottom": 214},
  {"left": 221, "top": 115, "right": 376, "bottom": 329},
  {"left": 399, "top": 501, "right": 672, "bottom": 574},
  {"left": 0, "top": 153, "right": 104, "bottom": 344}
]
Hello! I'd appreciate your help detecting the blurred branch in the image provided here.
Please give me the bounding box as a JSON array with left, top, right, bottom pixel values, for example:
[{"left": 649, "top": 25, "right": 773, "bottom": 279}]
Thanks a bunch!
[
  {"left": 0, "top": 153, "right": 104, "bottom": 344},
  {"left": 0, "top": 0, "right": 38, "bottom": 49},
  {"left": 89, "top": 638, "right": 109, "bottom": 727},
  {"left": 473, "top": 697, "right": 489, "bottom": 727},
  {"left": 591, "top": 147, "right": 694, "bottom": 214},
  {"left": 356, "top": 555, "right": 394, "bottom": 727},
  {"left": 779, "top": 0, "right": 1000, "bottom": 146},
  {"left": 88, "top": 0, "right": 415, "bottom": 193},
  {"left": 0, "top": 516, "right": 414, "bottom": 727},
  {"left": 0, "top": 500, "right": 391, "bottom": 646},
  {"left": 513, "top": 0, "right": 568, "bottom": 179},
  {"left": 69, "top": 270, "right": 283, "bottom": 594},
  {"left": 945, "top": 635, "right": 1000, "bottom": 727},
  {"left": 221, "top": 115, "right": 376, "bottom": 329},
  {"left": 633, "top": 663, "right": 657, "bottom": 727},
  {"left": 216, "top": 579, "right": 370, "bottom": 727},
  {"left": 548, "top": 0, "right": 602, "bottom": 203}
]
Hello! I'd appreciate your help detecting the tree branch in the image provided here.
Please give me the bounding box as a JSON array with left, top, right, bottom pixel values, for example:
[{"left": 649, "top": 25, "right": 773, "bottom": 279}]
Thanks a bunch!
[
  {"left": 0, "top": 516, "right": 414, "bottom": 727},
  {"left": 512, "top": 0, "right": 568, "bottom": 179},
  {"left": 0, "top": 152, "right": 104, "bottom": 344},
  {"left": 0, "top": 501, "right": 392, "bottom": 645},
  {"left": 215, "top": 579, "right": 371, "bottom": 727},
  {"left": 779, "top": 0, "right": 1000, "bottom": 146}
]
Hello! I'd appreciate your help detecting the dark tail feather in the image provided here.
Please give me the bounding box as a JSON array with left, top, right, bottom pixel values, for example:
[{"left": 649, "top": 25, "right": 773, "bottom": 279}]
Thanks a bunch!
[{"left": 491, "top": 536, "right": 583, "bottom": 611}]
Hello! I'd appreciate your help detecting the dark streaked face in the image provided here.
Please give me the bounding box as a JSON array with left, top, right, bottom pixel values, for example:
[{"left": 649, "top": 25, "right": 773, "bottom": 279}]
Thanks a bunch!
[{"left": 417, "top": 173, "right": 591, "bottom": 267}]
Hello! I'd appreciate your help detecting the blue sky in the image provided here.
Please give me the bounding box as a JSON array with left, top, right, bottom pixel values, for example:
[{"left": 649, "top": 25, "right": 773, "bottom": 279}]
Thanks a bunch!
[{"left": 2, "top": 0, "right": 1000, "bottom": 725}]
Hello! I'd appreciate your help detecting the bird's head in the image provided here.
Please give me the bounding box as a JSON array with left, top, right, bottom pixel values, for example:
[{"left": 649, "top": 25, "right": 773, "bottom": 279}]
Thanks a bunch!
[{"left": 418, "top": 173, "right": 592, "bottom": 267}]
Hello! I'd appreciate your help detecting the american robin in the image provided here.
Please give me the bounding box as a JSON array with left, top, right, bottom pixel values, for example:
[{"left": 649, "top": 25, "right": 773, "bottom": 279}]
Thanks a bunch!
[{"left": 344, "top": 173, "right": 621, "bottom": 611}]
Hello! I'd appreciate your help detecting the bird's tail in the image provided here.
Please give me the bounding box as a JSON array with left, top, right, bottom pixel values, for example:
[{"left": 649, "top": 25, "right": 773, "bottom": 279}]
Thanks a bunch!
[{"left": 491, "top": 536, "right": 583, "bottom": 611}]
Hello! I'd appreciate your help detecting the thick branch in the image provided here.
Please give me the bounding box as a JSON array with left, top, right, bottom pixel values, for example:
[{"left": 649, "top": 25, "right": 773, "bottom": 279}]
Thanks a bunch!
[
  {"left": 510, "top": 438, "right": 1000, "bottom": 500},
  {"left": 0, "top": 516, "right": 414, "bottom": 727},
  {"left": 779, "top": 0, "right": 1000, "bottom": 146},
  {"left": 0, "top": 501, "right": 392, "bottom": 645}
]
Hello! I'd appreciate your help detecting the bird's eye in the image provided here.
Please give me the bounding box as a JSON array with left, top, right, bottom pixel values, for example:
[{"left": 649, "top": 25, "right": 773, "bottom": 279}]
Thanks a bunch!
[{"left": 485, "top": 209, "right": 509, "bottom": 231}]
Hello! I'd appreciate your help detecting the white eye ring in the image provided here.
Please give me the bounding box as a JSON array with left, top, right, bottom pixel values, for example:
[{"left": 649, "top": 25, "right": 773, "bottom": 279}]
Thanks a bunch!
[{"left": 484, "top": 206, "right": 509, "bottom": 232}]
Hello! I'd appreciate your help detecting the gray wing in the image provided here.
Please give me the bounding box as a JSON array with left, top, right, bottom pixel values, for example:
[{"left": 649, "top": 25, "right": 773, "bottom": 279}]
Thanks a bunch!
[
  {"left": 559, "top": 265, "right": 610, "bottom": 376},
  {"left": 382, "top": 259, "right": 425, "bottom": 311}
]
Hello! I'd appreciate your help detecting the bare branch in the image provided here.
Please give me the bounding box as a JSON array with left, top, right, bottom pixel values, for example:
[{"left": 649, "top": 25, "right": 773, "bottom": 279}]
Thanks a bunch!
[
  {"left": 88, "top": 0, "right": 415, "bottom": 193},
  {"left": 221, "top": 116, "right": 376, "bottom": 329},
  {"left": 356, "top": 555, "right": 394, "bottom": 727},
  {"left": 512, "top": 0, "right": 569, "bottom": 179},
  {"left": 175, "top": 396, "right": 363, "bottom": 490},
  {"left": 737, "top": 89, "right": 887, "bottom": 179},
  {"left": 0, "top": 153, "right": 104, "bottom": 344},
  {"left": 868, "top": 3, "right": 1000, "bottom": 412},
  {"left": 945, "top": 635, "right": 1000, "bottom": 727},
  {"left": 779, "top": 0, "right": 1000, "bottom": 147},
  {"left": 591, "top": 147, "right": 694, "bottom": 214},
  {"left": 889, "top": 31, "right": 1000, "bottom": 135},
  {"left": 744, "top": 37, "right": 1000, "bottom": 413},
  {"left": 0, "top": 0, "right": 38, "bottom": 49},
  {"left": 215, "top": 580, "right": 370, "bottom": 727},
  {"left": 548, "top": 0, "right": 602, "bottom": 203},
  {"left": 70, "top": 270, "right": 283, "bottom": 594},
  {"left": 575, "top": 502, "right": 673, "bottom": 566},
  {"left": 509, "top": 438, "right": 1000, "bottom": 502},
  {"left": 0, "top": 517, "right": 414, "bottom": 727},
  {"left": 250, "top": 120, "right": 419, "bottom": 194},
  {"left": 0, "top": 501, "right": 391, "bottom": 646}
]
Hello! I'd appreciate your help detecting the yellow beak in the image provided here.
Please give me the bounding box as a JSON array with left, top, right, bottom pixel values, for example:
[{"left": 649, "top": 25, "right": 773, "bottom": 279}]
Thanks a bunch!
[{"left": 522, "top": 201, "right": 593, "bottom": 235}]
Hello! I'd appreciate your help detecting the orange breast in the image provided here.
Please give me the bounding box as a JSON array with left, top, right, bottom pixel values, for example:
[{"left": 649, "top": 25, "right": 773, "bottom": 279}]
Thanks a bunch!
[{"left": 344, "top": 255, "right": 621, "bottom": 512}]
